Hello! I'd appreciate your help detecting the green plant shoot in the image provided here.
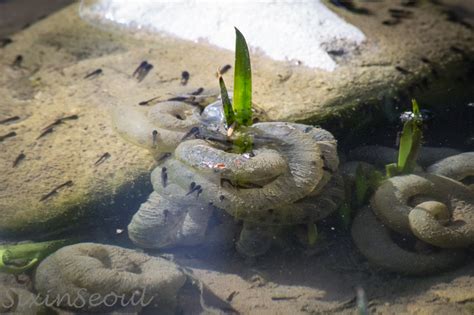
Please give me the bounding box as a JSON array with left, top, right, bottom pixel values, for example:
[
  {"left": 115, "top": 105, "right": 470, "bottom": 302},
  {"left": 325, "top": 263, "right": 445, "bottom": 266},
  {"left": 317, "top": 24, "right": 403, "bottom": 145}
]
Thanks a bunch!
[
  {"left": 218, "top": 28, "right": 254, "bottom": 152},
  {"left": 233, "top": 27, "right": 253, "bottom": 127},
  {"left": 307, "top": 223, "right": 318, "bottom": 246},
  {"left": 219, "top": 75, "right": 235, "bottom": 128},
  {"left": 397, "top": 99, "right": 423, "bottom": 174},
  {"left": 355, "top": 164, "right": 369, "bottom": 207},
  {"left": 0, "top": 239, "right": 74, "bottom": 274},
  {"left": 355, "top": 164, "right": 384, "bottom": 206},
  {"left": 340, "top": 100, "right": 424, "bottom": 221},
  {"left": 386, "top": 99, "right": 423, "bottom": 177},
  {"left": 385, "top": 163, "right": 398, "bottom": 178}
]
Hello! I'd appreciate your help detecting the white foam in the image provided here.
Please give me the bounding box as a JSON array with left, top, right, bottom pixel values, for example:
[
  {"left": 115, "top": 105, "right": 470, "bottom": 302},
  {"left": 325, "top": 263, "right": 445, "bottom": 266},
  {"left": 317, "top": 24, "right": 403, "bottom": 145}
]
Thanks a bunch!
[{"left": 80, "top": 0, "right": 366, "bottom": 71}]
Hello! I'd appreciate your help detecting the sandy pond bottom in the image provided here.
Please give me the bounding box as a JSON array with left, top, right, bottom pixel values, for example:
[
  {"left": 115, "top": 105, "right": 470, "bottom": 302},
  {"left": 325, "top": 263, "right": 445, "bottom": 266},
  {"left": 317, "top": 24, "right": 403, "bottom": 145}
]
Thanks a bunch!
[
  {"left": 1, "top": 226, "right": 473, "bottom": 314},
  {"left": 152, "top": 229, "right": 474, "bottom": 315}
]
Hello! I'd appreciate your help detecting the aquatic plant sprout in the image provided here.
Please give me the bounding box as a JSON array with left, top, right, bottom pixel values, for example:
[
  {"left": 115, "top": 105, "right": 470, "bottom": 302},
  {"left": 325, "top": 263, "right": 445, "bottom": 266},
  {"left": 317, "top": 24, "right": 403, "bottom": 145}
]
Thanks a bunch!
[
  {"left": 218, "top": 75, "right": 235, "bottom": 128},
  {"left": 341, "top": 100, "right": 424, "bottom": 226},
  {"left": 233, "top": 27, "right": 253, "bottom": 127},
  {"left": 355, "top": 164, "right": 369, "bottom": 207},
  {"left": 355, "top": 100, "right": 424, "bottom": 197},
  {"left": 307, "top": 223, "right": 318, "bottom": 246},
  {"left": 0, "top": 239, "right": 73, "bottom": 274},
  {"left": 340, "top": 163, "right": 382, "bottom": 228},
  {"left": 395, "top": 99, "right": 423, "bottom": 174},
  {"left": 218, "top": 28, "right": 254, "bottom": 153},
  {"left": 220, "top": 27, "right": 252, "bottom": 130},
  {"left": 385, "top": 99, "right": 423, "bottom": 177}
]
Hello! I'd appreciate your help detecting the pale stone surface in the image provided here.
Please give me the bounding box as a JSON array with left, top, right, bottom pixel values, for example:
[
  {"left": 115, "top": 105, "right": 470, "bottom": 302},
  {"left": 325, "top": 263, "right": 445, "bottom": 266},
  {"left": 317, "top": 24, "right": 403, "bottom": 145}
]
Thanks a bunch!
[
  {"left": 0, "top": 14, "right": 155, "bottom": 235},
  {"left": 79, "top": 0, "right": 366, "bottom": 71}
]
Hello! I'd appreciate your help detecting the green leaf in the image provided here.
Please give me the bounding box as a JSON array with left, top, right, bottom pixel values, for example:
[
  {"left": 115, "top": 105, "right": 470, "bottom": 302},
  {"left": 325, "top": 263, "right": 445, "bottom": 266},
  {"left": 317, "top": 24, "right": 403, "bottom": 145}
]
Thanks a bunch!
[
  {"left": 307, "top": 223, "right": 318, "bottom": 246},
  {"left": 393, "top": 99, "right": 423, "bottom": 175},
  {"left": 233, "top": 27, "right": 252, "bottom": 127},
  {"left": 398, "top": 121, "right": 414, "bottom": 172},
  {"left": 397, "top": 122, "right": 422, "bottom": 174},
  {"left": 412, "top": 98, "right": 420, "bottom": 116},
  {"left": 402, "top": 123, "right": 422, "bottom": 173},
  {"left": 385, "top": 163, "right": 398, "bottom": 178},
  {"left": 367, "top": 169, "right": 384, "bottom": 190},
  {"left": 355, "top": 163, "right": 369, "bottom": 207},
  {"left": 219, "top": 75, "right": 235, "bottom": 127}
]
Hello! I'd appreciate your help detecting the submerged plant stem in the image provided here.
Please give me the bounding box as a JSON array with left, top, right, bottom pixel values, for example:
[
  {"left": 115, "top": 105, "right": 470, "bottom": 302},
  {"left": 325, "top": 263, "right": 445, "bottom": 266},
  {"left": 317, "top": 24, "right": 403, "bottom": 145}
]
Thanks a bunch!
[
  {"left": 386, "top": 99, "right": 424, "bottom": 177},
  {"left": 307, "top": 223, "right": 319, "bottom": 246}
]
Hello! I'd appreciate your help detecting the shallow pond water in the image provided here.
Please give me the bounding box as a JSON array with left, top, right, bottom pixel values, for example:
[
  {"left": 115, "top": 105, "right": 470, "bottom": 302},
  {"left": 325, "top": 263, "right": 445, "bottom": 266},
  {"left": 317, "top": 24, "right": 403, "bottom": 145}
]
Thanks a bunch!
[{"left": 0, "top": 1, "right": 473, "bottom": 314}]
